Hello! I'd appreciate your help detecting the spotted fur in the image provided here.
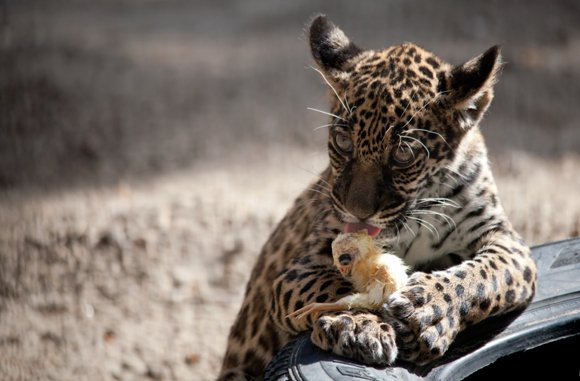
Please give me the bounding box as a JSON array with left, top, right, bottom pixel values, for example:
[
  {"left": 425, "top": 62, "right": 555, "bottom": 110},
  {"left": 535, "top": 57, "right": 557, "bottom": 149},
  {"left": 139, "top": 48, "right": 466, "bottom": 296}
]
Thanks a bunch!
[{"left": 218, "top": 15, "right": 537, "bottom": 380}]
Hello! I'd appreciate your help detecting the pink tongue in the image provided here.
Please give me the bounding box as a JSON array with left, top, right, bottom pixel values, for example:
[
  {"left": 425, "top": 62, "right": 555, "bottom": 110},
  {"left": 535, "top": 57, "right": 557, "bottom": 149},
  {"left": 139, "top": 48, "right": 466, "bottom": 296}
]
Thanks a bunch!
[{"left": 345, "top": 223, "right": 381, "bottom": 238}]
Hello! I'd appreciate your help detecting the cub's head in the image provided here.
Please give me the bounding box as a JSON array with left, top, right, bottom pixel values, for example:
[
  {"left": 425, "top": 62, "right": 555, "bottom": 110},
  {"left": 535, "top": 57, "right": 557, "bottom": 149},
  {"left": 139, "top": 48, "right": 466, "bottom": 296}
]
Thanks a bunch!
[{"left": 308, "top": 15, "right": 502, "bottom": 238}]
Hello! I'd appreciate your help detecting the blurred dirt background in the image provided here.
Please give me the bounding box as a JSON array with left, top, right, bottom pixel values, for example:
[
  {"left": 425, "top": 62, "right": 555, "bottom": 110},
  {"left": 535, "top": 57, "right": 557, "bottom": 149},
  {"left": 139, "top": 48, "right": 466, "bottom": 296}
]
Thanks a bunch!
[{"left": 1, "top": 1, "right": 579, "bottom": 380}]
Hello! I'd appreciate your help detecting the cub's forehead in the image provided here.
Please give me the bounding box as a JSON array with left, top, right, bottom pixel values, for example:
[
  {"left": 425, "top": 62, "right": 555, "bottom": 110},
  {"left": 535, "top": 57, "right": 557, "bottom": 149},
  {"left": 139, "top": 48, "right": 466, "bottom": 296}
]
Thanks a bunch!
[
  {"left": 346, "top": 44, "right": 449, "bottom": 109},
  {"left": 352, "top": 44, "right": 447, "bottom": 84},
  {"left": 335, "top": 44, "right": 452, "bottom": 157}
]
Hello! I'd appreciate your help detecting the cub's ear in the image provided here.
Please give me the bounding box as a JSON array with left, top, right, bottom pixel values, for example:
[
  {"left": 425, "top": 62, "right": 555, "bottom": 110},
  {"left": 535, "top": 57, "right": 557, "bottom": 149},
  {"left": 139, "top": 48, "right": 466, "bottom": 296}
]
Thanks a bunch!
[
  {"left": 448, "top": 45, "right": 502, "bottom": 129},
  {"left": 309, "top": 15, "right": 363, "bottom": 78}
]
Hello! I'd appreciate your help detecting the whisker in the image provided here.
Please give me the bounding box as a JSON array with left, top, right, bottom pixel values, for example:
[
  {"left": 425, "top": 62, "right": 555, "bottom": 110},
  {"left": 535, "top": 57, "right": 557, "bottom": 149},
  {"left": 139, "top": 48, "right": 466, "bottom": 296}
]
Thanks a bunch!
[
  {"left": 444, "top": 166, "right": 469, "bottom": 181},
  {"left": 415, "top": 197, "right": 461, "bottom": 208},
  {"left": 296, "top": 167, "right": 333, "bottom": 189},
  {"left": 313, "top": 123, "right": 334, "bottom": 131},
  {"left": 400, "top": 90, "right": 415, "bottom": 116},
  {"left": 382, "top": 124, "right": 395, "bottom": 144},
  {"left": 393, "top": 218, "right": 402, "bottom": 246},
  {"left": 407, "top": 216, "right": 434, "bottom": 235},
  {"left": 407, "top": 216, "right": 440, "bottom": 240},
  {"left": 329, "top": 193, "right": 353, "bottom": 222},
  {"left": 313, "top": 123, "right": 350, "bottom": 131},
  {"left": 401, "top": 219, "right": 416, "bottom": 238},
  {"left": 440, "top": 181, "right": 459, "bottom": 190},
  {"left": 310, "top": 184, "right": 332, "bottom": 194},
  {"left": 443, "top": 171, "right": 459, "bottom": 180},
  {"left": 308, "top": 65, "right": 352, "bottom": 115},
  {"left": 404, "top": 128, "right": 453, "bottom": 150},
  {"left": 399, "top": 99, "right": 433, "bottom": 130},
  {"left": 443, "top": 172, "right": 464, "bottom": 186},
  {"left": 399, "top": 90, "right": 452, "bottom": 131},
  {"left": 307, "top": 186, "right": 330, "bottom": 197},
  {"left": 307, "top": 107, "right": 348, "bottom": 122},
  {"left": 409, "top": 209, "right": 456, "bottom": 229},
  {"left": 401, "top": 140, "right": 416, "bottom": 160},
  {"left": 400, "top": 135, "right": 430, "bottom": 159},
  {"left": 312, "top": 180, "right": 332, "bottom": 190},
  {"left": 314, "top": 207, "right": 335, "bottom": 223},
  {"left": 378, "top": 85, "right": 399, "bottom": 144},
  {"left": 293, "top": 197, "right": 321, "bottom": 213}
]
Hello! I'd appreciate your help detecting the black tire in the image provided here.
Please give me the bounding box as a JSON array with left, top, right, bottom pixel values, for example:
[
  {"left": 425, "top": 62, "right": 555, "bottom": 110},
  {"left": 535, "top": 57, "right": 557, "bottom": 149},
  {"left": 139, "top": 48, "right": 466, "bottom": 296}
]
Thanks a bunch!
[{"left": 265, "top": 237, "right": 580, "bottom": 381}]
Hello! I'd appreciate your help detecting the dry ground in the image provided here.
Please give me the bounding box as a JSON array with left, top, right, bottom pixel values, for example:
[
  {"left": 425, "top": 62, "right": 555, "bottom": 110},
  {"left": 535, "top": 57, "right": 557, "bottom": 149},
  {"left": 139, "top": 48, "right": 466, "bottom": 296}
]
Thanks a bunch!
[{"left": 1, "top": 1, "right": 579, "bottom": 380}]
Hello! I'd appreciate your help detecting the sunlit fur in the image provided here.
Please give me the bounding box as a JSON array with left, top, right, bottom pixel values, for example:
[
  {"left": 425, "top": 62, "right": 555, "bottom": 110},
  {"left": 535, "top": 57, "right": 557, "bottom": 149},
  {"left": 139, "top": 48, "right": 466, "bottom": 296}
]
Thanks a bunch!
[{"left": 219, "top": 16, "right": 537, "bottom": 380}]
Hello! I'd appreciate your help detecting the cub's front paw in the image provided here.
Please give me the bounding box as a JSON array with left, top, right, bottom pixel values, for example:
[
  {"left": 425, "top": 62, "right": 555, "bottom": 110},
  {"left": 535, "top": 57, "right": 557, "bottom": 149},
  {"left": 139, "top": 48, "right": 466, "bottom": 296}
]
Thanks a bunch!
[
  {"left": 385, "top": 272, "right": 462, "bottom": 365},
  {"left": 311, "top": 311, "right": 397, "bottom": 366}
]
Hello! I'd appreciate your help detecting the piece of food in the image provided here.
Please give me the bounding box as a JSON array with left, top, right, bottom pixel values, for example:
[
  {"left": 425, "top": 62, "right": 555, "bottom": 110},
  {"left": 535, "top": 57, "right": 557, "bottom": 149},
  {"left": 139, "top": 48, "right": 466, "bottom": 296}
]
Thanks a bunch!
[{"left": 288, "top": 230, "right": 409, "bottom": 319}]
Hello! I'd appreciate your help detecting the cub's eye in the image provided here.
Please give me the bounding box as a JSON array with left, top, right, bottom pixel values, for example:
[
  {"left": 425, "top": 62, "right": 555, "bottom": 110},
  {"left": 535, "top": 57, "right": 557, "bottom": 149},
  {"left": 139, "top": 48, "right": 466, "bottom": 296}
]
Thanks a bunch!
[
  {"left": 392, "top": 145, "right": 416, "bottom": 168},
  {"left": 332, "top": 130, "right": 354, "bottom": 155}
]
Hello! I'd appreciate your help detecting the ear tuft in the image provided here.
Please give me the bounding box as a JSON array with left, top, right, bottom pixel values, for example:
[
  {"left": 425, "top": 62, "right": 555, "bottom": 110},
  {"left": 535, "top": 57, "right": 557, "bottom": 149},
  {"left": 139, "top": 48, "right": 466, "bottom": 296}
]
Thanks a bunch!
[
  {"left": 449, "top": 45, "right": 503, "bottom": 129},
  {"left": 309, "top": 15, "right": 362, "bottom": 73}
]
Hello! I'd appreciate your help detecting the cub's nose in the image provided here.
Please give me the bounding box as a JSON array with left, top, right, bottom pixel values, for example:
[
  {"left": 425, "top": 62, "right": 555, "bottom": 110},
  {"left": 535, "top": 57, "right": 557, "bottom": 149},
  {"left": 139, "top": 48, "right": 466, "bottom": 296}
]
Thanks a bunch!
[
  {"left": 338, "top": 253, "right": 352, "bottom": 266},
  {"left": 345, "top": 164, "right": 379, "bottom": 221}
]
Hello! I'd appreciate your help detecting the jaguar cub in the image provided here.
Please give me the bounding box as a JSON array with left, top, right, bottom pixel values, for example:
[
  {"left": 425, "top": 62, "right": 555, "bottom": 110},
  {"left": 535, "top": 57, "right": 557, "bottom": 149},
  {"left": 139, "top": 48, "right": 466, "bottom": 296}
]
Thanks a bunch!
[{"left": 218, "top": 15, "right": 537, "bottom": 381}]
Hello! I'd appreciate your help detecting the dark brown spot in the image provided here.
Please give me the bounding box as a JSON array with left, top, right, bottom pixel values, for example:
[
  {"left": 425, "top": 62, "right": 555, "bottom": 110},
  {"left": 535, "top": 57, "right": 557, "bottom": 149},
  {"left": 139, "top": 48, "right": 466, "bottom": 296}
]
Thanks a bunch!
[
  {"left": 251, "top": 316, "right": 261, "bottom": 337},
  {"left": 285, "top": 269, "right": 298, "bottom": 281},
  {"left": 282, "top": 290, "right": 293, "bottom": 309},
  {"left": 223, "top": 352, "right": 239, "bottom": 368},
  {"left": 300, "top": 278, "right": 317, "bottom": 294},
  {"left": 336, "top": 287, "right": 351, "bottom": 295},
  {"left": 476, "top": 283, "right": 486, "bottom": 299},
  {"left": 459, "top": 302, "right": 470, "bottom": 317},
  {"left": 414, "top": 296, "right": 426, "bottom": 307},
  {"left": 504, "top": 269, "right": 513, "bottom": 286},
  {"left": 316, "top": 293, "right": 329, "bottom": 303},
  {"left": 243, "top": 349, "right": 265, "bottom": 375},
  {"left": 426, "top": 57, "right": 440, "bottom": 69},
  {"left": 505, "top": 289, "right": 516, "bottom": 304},
  {"left": 432, "top": 304, "right": 443, "bottom": 320},
  {"left": 419, "top": 66, "right": 434, "bottom": 79},
  {"left": 422, "top": 331, "right": 435, "bottom": 347},
  {"left": 492, "top": 274, "right": 498, "bottom": 291},
  {"left": 454, "top": 270, "right": 466, "bottom": 279},
  {"left": 294, "top": 300, "right": 304, "bottom": 311},
  {"left": 523, "top": 266, "right": 533, "bottom": 283},
  {"left": 479, "top": 269, "right": 488, "bottom": 279},
  {"left": 479, "top": 298, "right": 491, "bottom": 311},
  {"left": 319, "top": 280, "right": 334, "bottom": 292}
]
